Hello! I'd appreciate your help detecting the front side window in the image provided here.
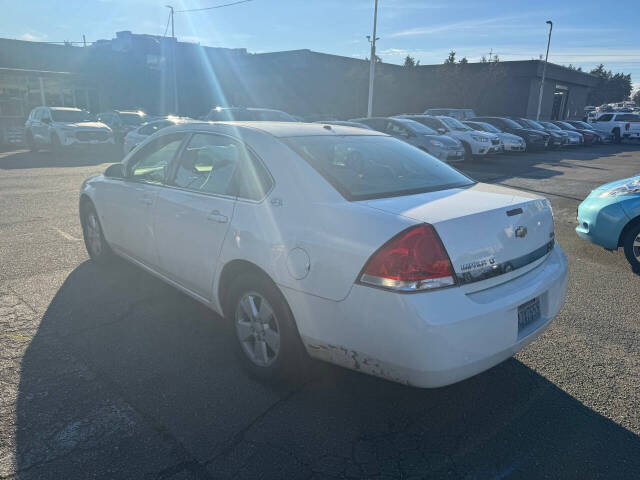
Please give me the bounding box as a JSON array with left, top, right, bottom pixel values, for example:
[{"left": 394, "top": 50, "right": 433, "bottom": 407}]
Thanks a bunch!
[
  {"left": 284, "top": 135, "right": 474, "bottom": 201},
  {"left": 128, "top": 133, "right": 186, "bottom": 184},
  {"left": 598, "top": 114, "right": 613, "bottom": 122}
]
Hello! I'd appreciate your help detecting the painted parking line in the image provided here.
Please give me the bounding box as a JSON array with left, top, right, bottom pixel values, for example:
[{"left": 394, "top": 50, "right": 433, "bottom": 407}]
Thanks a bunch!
[{"left": 53, "top": 227, "right": 82, "bottom": 242}]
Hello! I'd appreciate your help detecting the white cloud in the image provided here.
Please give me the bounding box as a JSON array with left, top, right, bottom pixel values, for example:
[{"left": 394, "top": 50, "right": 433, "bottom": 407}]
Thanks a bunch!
[{"left": 20, "top": 31, "right": 47, "bottom": 42}]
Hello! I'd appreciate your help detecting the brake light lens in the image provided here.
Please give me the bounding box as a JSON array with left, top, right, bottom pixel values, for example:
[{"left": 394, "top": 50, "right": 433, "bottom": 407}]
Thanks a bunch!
[
  {"left": 359, "top": 224, "right": 456, "bottom": 292},
  {"left": 625, "top": 123, "right": 630, "bottom": 131}
]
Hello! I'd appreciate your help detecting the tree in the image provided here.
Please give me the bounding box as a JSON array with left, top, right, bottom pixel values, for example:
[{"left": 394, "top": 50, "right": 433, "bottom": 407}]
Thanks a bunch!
[
  {"left": 458, "top": 57, "right": 468, "bottom": 64},
  {"left": 403, "top": 55, "right": 419, "bottom": 67},
  {"left": 633, "top": 89, "right": 640, "bottom": 107},
  {"left": 444, "top": 51, "right": 456, "bottom": 64},
  {"left": 566, "top": 64, "right": 582, "bottom": 72},
  {"left": 587, "top": 64, "right": 633, "bottom": 105}
]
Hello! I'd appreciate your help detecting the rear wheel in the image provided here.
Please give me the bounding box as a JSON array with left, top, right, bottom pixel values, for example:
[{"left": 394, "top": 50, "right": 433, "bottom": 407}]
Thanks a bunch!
[
  {"left": 81, "top": 203, "right": 112, "bottom": 263},
  {"left": 613, "top": 128, "right": 621, "bottom": 143},
  {"left": 623, "top": 223, "right": 640, "bottom": 272},
  {"left": 227, "top": 273, "right": 307, "bottom": 382}
]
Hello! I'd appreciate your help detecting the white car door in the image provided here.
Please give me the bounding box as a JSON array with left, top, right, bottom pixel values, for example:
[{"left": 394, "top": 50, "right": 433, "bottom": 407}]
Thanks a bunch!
[
  {"left": 100, "top": 132, "right": 187, "bottom": 268},
  {"left": 153, "top": 132, "right": 272, "bottom": 300}
]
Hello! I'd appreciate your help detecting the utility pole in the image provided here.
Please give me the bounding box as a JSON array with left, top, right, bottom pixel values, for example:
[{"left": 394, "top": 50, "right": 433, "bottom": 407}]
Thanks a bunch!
[
  {"left": 166, "top": 5, "right": 179, "bottom": 114},
  {"left": 536, "top": 20, "right": 553, "bottom": 121},
  {"left": 366, "top": 0, "right": 379, "bottom": 118},
  {"left": 83, "top": 35, "right": 87, "bottom": 47}
]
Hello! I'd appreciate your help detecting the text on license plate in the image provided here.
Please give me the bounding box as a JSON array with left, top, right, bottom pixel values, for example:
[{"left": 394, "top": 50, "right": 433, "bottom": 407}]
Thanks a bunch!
[{"left": 518, "top": 297, "right": 541, "bottom": 332}]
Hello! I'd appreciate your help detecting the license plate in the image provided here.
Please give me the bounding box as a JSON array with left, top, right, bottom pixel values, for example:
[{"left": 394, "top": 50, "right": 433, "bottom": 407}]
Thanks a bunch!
[{"left": 518, "top": 297, "right": 541, "bottom": 332}]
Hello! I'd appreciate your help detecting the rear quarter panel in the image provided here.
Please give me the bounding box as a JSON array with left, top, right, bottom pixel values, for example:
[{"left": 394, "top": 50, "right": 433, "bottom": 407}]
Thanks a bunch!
[{"left": 215, "top": 129, "right": 415, "bottom": 305}]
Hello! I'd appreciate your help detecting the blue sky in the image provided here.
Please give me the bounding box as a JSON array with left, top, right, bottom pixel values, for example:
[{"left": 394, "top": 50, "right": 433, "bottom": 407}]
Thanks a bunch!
[{"left": 6, "top": 0, "right": 640, "bottom": 91}]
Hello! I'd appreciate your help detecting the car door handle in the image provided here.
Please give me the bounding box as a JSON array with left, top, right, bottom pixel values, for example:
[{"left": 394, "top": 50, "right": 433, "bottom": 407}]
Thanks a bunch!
[{"left": 207, "top": 210, "right": 228, "bottom": 223}]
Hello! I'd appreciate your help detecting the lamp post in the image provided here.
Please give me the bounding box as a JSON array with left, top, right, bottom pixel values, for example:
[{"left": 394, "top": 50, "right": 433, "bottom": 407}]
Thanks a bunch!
[
  {"left": 366, "top": 0, "right": 379, "bottom": 117},
  {"left": 536, "top": 20, "right": 553, "bottom": 121}
]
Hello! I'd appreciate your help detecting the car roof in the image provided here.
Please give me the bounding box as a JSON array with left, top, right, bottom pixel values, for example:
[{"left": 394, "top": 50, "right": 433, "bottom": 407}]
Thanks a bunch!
[
  {"left": 163, "top": 121, "right": 387, "bottom": 138},
  {"left": 48, "top": 107, "right": 84, "bottom": 111}
]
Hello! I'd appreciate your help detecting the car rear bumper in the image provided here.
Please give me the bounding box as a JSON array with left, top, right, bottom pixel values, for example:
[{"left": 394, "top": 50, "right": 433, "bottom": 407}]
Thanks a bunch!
[{"left": 285, "top": 244, "right": 568, "bottom": 388}]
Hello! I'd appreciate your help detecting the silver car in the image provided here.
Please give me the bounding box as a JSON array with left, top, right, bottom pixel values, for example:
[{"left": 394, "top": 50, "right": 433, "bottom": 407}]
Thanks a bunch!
[{"left": 464, "top": 121, "right": 526, "bottom": 152}]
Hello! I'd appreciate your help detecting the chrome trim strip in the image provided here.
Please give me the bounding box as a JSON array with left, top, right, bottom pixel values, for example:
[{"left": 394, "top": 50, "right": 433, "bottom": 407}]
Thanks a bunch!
[{"left": 456, "top": 240, "right": 554, "bottom": 286}]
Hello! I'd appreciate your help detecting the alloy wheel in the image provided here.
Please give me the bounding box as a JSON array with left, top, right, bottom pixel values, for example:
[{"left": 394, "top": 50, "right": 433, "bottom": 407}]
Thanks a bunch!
[
  {"left": 235, "top": 292, "right": 281, "bottom": 367},
  {"left": 85, "top": 212, "right": 103, "bottom": 257},
  {"left": 634, "top": 234, "right": 640, "bottom": 262}
]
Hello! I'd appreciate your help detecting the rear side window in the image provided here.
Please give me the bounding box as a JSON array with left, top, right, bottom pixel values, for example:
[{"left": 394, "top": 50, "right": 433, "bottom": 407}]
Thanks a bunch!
[
  {"left": 283, "top": 135, "right": 474, "bottom": 201},
  {"left": 614, "top": 114, "right": 640, "bottom": 122},
  {"left": 597, "top": 114, "right": 613, "bottom": 122},
  {"left": 172, "top": 133, "right": 272, "bottom": 200}
]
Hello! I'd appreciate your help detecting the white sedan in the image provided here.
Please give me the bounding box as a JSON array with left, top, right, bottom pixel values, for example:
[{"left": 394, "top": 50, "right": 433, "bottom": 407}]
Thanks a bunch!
[{"left": 79, "top": 122, "right": 568, "bottom": 388}]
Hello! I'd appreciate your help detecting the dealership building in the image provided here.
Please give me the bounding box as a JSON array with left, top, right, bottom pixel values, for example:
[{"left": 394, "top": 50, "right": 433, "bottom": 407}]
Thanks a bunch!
[{"left": 0, "top": 32, "right": 598, "bottom": 147}]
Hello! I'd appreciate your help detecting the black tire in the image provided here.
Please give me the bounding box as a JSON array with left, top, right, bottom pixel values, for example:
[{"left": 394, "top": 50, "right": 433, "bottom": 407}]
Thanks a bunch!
[
  {"left": 226, "top": 272, "right": 308, "bottom": 382},
  {"left": 80, "top": 202, "right": 113, "bottom": 263},
  {"left": 623, "top": 222, "right": 640, "bottom": 272},
  {"left": 461, "top": 142, "right": 473, "bottom": 162},
  {"left": 26, "top": 130, "right": 38, "bottom": 152},
  {"left": 50, "top": 133, "right": 62, "bottom": 153},
  {"left": 613, "top": 128, "right": 621, "bottom": 144}
]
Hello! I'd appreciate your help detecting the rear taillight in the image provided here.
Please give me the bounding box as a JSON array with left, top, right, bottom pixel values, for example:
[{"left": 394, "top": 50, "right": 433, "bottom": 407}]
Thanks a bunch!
[
  {"left": 359, "top": 224, "right": 456, "bottom": 292},
  {"left": 625, "top": 123, "right": 630, "bottom": 131}
]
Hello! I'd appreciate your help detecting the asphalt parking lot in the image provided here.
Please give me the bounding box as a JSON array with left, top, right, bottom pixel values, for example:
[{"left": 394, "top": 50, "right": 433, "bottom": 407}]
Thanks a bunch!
[{"left": 1, "top": 144, "right": 639, "bottom": 479}]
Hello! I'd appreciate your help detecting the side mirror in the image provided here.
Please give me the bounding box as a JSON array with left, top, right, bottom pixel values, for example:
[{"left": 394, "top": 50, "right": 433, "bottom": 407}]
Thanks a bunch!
[{"left": 104, "top": 163, "right": 124, "bottom": 179}]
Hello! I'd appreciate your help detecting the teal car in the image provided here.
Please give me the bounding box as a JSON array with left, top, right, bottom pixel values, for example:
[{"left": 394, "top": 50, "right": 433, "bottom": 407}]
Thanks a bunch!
[{"left": 576, "top": 175, "right": 640, "bottom": 270}]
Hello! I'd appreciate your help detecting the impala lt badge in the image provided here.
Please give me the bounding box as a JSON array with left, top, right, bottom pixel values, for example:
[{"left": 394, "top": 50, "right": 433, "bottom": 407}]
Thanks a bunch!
[{"left": 515, "top": 226, "right": 528, "bottom": 238}]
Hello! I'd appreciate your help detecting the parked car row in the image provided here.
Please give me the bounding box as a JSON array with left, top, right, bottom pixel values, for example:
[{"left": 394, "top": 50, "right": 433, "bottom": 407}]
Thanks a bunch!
[{"left": 23, "top": 105, "right": 636, "bottom": 164}]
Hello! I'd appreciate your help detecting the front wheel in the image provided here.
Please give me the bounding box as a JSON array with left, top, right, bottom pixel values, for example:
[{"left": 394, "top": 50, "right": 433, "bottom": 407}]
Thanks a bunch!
[
  {"left": 461, "top": 142, "right": 473, "bottom": 162},
  {"left": 81, "top": 203, "right": 112, "bottom": 263},
  {"left": 26, "top": 131, "right": 38, "bottom": 152},
  {"left": 623, "top": 223, "right": 640, "bottom": 272},
  {"left": 50, "top": 133, "right": 62, "bottom": 153},
  {"left": 227, "top": 273, "right": 308, "bottom": 382}
]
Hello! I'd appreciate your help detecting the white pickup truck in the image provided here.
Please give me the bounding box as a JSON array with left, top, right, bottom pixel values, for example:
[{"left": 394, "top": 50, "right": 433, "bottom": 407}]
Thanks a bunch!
[{"left": 589, "top": 112, "right": 640, "bottom": 142}]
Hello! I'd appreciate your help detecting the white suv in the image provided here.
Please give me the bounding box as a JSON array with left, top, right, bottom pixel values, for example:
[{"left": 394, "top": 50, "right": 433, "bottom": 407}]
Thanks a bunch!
[
  {"left": 24, "top": 107, "right": 114, "bottom": 153},
  {"left": 419, "top": 116, "right": 501, "bottom": 160}
]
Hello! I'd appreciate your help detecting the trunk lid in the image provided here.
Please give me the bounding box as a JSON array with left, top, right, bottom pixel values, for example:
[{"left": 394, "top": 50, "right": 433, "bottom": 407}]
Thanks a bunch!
[{"left": 363, "top": 183, "right": 555, "bottom": 286}]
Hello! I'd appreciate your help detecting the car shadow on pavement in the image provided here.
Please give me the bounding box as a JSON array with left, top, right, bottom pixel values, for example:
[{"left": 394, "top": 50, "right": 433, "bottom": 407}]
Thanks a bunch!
[
  {"left": 0, "top": 150, "right": 119, "bottom": 169},
  {"left": 15, "top": 260, "right": 640, "bottom": 479}
]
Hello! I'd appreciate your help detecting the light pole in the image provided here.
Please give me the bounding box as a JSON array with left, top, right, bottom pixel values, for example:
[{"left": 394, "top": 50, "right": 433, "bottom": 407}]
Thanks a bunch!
[
  {"left": 166, "top": 5, "right": 179, "bottom": 114},
  {"left": 536, "top": 20, "right": 553, "bottom": 121},
  {"left": 366, "top": 0, "right": 379, "bottom": 117}
]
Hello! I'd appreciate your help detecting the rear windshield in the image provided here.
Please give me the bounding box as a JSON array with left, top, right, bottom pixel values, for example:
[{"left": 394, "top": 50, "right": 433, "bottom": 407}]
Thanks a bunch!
[
  {"left": 119, "top": 113, "right": 146, "bottom": 125},
  {"left": 283, "top": 135, "right": 474, "bottom": 201}
]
